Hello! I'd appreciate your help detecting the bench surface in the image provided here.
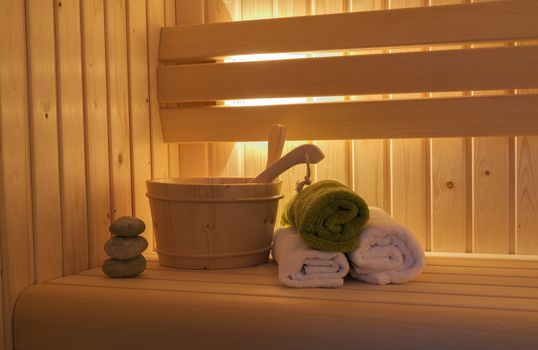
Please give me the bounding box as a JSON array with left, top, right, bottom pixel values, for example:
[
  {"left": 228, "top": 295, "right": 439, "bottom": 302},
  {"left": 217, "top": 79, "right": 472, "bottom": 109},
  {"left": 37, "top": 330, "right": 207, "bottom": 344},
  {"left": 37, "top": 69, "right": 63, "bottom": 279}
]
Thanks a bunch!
[{"left": 14, "top": 256, "right": 538, "bottom": 350}]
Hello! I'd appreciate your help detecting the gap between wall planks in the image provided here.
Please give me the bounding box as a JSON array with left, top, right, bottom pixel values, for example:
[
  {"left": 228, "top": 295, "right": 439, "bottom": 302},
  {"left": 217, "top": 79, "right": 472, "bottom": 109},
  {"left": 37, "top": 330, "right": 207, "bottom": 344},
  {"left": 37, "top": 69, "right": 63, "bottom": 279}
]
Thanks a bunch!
[{"left": 0, "top": 0, "right": 35, "bottom": 348}]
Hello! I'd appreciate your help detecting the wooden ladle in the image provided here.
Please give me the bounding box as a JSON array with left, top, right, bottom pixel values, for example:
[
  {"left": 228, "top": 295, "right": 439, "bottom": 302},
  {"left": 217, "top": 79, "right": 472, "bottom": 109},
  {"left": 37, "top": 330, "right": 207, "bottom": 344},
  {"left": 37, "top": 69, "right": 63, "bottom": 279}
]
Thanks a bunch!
[{"left": 249, "top": 144, "right": 325, "bottom": 183}]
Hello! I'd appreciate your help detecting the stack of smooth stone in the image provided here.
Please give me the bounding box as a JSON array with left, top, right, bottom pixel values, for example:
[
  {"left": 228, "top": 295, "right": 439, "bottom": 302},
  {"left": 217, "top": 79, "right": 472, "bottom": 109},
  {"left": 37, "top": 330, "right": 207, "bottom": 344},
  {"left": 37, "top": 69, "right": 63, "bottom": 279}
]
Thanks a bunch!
[{"left": 102, "top": 216, "right": 148, "bottom": 278}]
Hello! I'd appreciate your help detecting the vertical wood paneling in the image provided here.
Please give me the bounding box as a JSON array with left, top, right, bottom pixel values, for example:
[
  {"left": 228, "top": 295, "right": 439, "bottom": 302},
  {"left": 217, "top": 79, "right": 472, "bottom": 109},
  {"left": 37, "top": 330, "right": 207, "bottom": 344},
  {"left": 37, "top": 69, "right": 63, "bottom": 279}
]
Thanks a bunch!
[
  {"left": 515, "top": 35, "right": 538, "bottom": 253},
  {"left": 273, "top": 0, "right": 309, "bottom": 16},
  {"left": 271, "top": 1, "right": 310, "bottom": 224},
  {"left": 148, "top": 0, "right": 169, "bottom": 180},
  {"left": 0, "top": 0, "right": 35, "bottom": 346},
  {"left": 470, "top": 0, "right": 514, "bottom": 254},
  {"left": 517, "top": 135, "right": 538, "bottom": 254},
  {"left": 105, "top": 0, "right": 133, "bottom": 220},
  {"left": 388, "top": 0, "right": 430, "bottom": 249},
  {"left": 55, "top": 0, "right": 89, "bottom": 273},
  {"left": 350, "top": 1, "right": 390, "bottom": 213},
  {"left": 429, "top": 0, "right": 469, "bottom": 253},
  {"left": 431, "top": 138, "right": 469, "bottom": 252},
  {"left": 207, "top": 0, "right": 244, "bottom": 177},
  {"left": 127, "top": 0, "right": 154, "bottom": 251},
  {"left": 240, "top": 0, "right": 272, "bottom": 179},
  {"left": 176, "top": 1, "right": 210, "bottom": 178},
  {"left": 165, "top": 0, "right": 181, "bottom": 178},
  {"left": 354, "top": 139, "right": 391, "bottom": 212},
  {"left": 312, "top": 0, "right": 350, "bottom": 187},
  {"left": 81, "top": 0, "right": 111, "bottom": 267},
  {"left": 26, "top": 0, "right": 63, "bottom": 281},
  {"left": 473, "top": 137, "right": 512, "bottom": 253}
]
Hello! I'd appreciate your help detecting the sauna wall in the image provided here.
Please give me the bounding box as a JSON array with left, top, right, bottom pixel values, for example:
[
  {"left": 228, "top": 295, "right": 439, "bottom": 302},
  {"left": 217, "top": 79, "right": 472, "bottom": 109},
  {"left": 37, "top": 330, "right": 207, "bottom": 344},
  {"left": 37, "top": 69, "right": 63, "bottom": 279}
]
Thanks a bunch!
[{"left": 0, "top": 0, "right": 537, "bottom": 349}]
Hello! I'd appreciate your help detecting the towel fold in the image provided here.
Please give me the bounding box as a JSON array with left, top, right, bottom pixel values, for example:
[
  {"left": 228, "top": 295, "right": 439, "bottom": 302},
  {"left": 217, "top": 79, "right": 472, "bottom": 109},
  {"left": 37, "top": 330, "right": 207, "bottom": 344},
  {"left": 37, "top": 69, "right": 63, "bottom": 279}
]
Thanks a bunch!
[
  {"left": 281, "top": 180, "right": 369, "bottom": 252},
  {"left": 272, "top": 227, "right": 349, "bottom": 288},
  {"left": 347, "top": 207, "right": 425, "bottom": 285}
]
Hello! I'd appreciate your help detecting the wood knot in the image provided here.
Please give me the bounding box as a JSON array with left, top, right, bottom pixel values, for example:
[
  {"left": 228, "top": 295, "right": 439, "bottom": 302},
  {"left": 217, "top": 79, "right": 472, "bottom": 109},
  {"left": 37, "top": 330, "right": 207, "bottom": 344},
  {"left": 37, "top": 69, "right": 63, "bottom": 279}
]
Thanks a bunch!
[{"left": 446, "top": 181, "right": 455, "bottom": 189}]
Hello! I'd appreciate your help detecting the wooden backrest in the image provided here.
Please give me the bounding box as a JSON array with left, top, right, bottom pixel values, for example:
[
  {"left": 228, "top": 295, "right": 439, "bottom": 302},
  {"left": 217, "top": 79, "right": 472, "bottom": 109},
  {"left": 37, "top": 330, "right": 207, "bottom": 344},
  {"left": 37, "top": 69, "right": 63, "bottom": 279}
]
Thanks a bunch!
[{"left": 157, "top": 0, "right": 538, "bottom": 142}]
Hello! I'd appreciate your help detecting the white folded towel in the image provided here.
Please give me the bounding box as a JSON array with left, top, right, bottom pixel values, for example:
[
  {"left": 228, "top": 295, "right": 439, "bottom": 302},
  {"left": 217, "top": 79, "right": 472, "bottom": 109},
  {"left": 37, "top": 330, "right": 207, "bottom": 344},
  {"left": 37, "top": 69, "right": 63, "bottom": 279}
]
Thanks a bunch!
[
  {"left": 272, "top": 227, "right": 349, "bottom": 288},
  {"left": 346, "top": 207, "right": 425, "bottom": 285}
]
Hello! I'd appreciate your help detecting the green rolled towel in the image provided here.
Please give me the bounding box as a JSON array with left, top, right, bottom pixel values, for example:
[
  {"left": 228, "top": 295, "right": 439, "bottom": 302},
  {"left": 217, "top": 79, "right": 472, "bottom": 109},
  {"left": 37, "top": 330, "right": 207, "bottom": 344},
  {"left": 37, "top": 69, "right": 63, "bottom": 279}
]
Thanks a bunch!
[{"left": 281, "top": 180, "right": 369, "bottom": 252}]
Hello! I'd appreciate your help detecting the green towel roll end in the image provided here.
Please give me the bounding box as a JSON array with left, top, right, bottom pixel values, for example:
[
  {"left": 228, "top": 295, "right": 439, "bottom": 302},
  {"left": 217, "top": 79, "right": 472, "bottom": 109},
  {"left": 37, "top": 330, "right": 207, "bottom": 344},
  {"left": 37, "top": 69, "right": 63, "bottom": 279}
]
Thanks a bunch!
[{"left": 281, "top": 180, "right": 370, "bottom": 252}]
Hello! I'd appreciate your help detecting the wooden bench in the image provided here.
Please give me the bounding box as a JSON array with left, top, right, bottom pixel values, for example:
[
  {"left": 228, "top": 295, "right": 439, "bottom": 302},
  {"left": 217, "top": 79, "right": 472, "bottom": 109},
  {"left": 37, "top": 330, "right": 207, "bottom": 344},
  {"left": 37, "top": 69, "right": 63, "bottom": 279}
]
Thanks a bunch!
[{"left": 14, "top": 255, "right": 538, "bottom": 349}]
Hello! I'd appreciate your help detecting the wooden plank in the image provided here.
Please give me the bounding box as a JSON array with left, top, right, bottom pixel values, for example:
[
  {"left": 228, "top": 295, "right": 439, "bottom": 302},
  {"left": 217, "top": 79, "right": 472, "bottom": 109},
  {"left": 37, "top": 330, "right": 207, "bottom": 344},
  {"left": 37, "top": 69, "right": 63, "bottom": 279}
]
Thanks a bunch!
[
  {"left": 429, "top": 0, "right": 470, "bottom": 253},
  {"left": 148, "top": 0, "right": 169, "bottom": 179},
  {"left": 353, "top": 139, "right": 391, "bottom": 212},
  {"left": 175, "top": 2, "right": 210, "bottom": 178},
  {"left": 311, "top": 0, "right": 350, "bottom": 187},
  {"left": 160, "top": 0, "right": 538, "bottom": 61},
  {"left": 391, "top": 138, "right": 429, "bottom": 248},
  {"left": 350, "top": 1, "right": 389, "bottom": 213},
  {"left": 159, "top": 94, "right": 538, "bottom": 142},
  {"left": 26, "top": 0, "right": 63, "bottom": 282},
  {"left": 431, "top": 138, "right": 469, "bottom": 252},
  {"left": 388, "top": 0, "right": 430, "bottom": 250},
  {"left": 165, "top": 0, "right": 180, "bottom": 178},
  {"left": 241, "top": 0, "right": 274, "bottom": 180},
  {"left": 0, "top": 0, "right": 35, "bottom": 347},
  {"left": 55, "top": 0, "right": 89, "bottom": 274},
  {"left": 274, "top": 0, "right": 310, "bottom": 16},
  {"left": 473, "top": 136, "right": 512, "bottom": 253},
  {"left": 15, "top": 283, "right": 538, "bottom": 350},
  {"left": 105, "top": 0, "right": 133, "bottom": 221},
  {"left": 205, "top": 0, "right": 244, "bottom": 178},
  {"left": 127, "top": 0, "right": 154, "bottom": 251},
  {"left": 175, "top": 0, "right": 204, "bottom": 25},
  {"left": 44, "top": 274, "right": 538, "bottom": 311},
  {"left": 158, "top": 46, "right": 538, "bottom": 102},
  {"left": 517, "top": 138, "right": 538, "bottom": 254},
  {"left": 81, "top": 0, "right": 111, "bottom": 268}
]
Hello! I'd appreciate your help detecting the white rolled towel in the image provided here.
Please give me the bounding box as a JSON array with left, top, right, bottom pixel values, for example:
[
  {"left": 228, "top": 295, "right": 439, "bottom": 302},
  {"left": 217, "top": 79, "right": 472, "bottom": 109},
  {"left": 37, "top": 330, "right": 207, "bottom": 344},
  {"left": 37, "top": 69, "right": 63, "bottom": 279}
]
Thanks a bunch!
[
  {"left": 347, "top": 207, "right": 425, "bottom": 285},
  {"left": 272, "top": 227, "right": 349, "bottom": 288}
]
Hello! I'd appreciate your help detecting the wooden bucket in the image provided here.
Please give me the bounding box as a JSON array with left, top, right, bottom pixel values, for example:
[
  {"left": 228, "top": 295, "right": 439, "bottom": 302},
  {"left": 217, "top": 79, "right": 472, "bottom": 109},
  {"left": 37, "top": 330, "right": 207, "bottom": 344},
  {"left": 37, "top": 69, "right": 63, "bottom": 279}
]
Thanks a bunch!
[{"left": 146, "top": 177, "right": 283, "bottom": 269}]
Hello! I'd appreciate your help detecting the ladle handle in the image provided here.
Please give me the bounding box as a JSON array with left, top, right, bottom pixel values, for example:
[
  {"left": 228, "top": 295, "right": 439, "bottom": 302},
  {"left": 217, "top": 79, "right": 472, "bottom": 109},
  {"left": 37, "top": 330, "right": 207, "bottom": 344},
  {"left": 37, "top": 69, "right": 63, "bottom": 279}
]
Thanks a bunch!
[
  {"left": 250, "top": 144, "right": 324, "bottom": 183},
  {"left": 266, "top": 124, "right": 287, "bottom": 169}
]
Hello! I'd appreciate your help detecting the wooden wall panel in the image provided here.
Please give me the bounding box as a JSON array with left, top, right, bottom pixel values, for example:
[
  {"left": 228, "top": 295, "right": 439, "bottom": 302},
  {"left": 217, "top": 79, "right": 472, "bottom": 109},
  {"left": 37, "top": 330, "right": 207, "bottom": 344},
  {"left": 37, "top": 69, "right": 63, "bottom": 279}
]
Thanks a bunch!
[
  {"left": 517, "top": 134, "right": 538, "bottom": 254},
  {"left": 388, "top": 0, "right": 430, "bottom": 249},
  {"left": 429, "top": 0, "right": 470, "bottom": 253},
  {"left": 81, "top": 0, "right": 111, "bottom": 267},
  {"left": 55, "top": 0, "right": 89, "bottom": 274},
  {"left": 105, "top": 0, "right": 133, "bottom": 220},
  {"left": 241, "top": 0, "right": 273, "bottom": 180},
  {"left": 165, "top": 0, "right": 181, "bottom": 178},
  {"left": 208, "top": 0, "right": 245, "bottom": 178},
  {"left": 0, "top": 0, "right": 35, "bottom": 347},
  {"left": 127, "top": 0, "right": 154, "bottom": 251},
  {"left": 148, "top": 1, "right": 170, "bottom": 180},
  {"left": 311, "top": 0, "right": 351, "bottom": 187},
  {"left": 26, "top": 0, "right": 63, "bottom": 282},
  {"left": 177, "top": 1, "right": 210, "bottom": 178},
  {"left": 351, "top": 1, "right": 390, "bottom": 212}
]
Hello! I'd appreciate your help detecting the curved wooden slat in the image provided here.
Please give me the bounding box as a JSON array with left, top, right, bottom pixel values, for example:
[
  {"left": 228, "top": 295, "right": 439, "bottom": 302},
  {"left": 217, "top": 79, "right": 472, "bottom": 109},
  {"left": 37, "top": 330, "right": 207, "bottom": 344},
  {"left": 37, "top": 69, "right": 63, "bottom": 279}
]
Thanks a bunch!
[
  {"left": 159, "top": 94, "right": 538, "bottom": 142},
  {"left": 158, "top": 46, "right": 538, "bottom": 102},
  {"left": 159, "top": 0, "right": 538, "bottom": 62}
]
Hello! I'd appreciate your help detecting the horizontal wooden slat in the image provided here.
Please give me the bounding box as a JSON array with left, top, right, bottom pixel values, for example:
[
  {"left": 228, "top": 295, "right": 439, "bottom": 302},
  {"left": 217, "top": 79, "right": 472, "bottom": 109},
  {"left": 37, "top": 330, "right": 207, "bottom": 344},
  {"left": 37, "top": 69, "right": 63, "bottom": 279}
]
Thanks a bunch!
[
  {"left": 159, "top": 94, "right": 538, "bottom": 142},
  {"left": 158, "top": 46, "right": 538, "bottom": 102},
  {"left": 159, "top": 0, "right": 538, "bottom": 62}
]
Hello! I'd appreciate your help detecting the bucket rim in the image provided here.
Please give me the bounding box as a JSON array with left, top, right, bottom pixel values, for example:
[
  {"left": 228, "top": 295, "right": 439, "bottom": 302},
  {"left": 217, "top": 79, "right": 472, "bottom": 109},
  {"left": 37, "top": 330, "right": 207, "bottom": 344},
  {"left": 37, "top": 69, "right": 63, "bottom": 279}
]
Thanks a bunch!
[{"left": 146, "top": 177, "right": 282, "bottom": 186}]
